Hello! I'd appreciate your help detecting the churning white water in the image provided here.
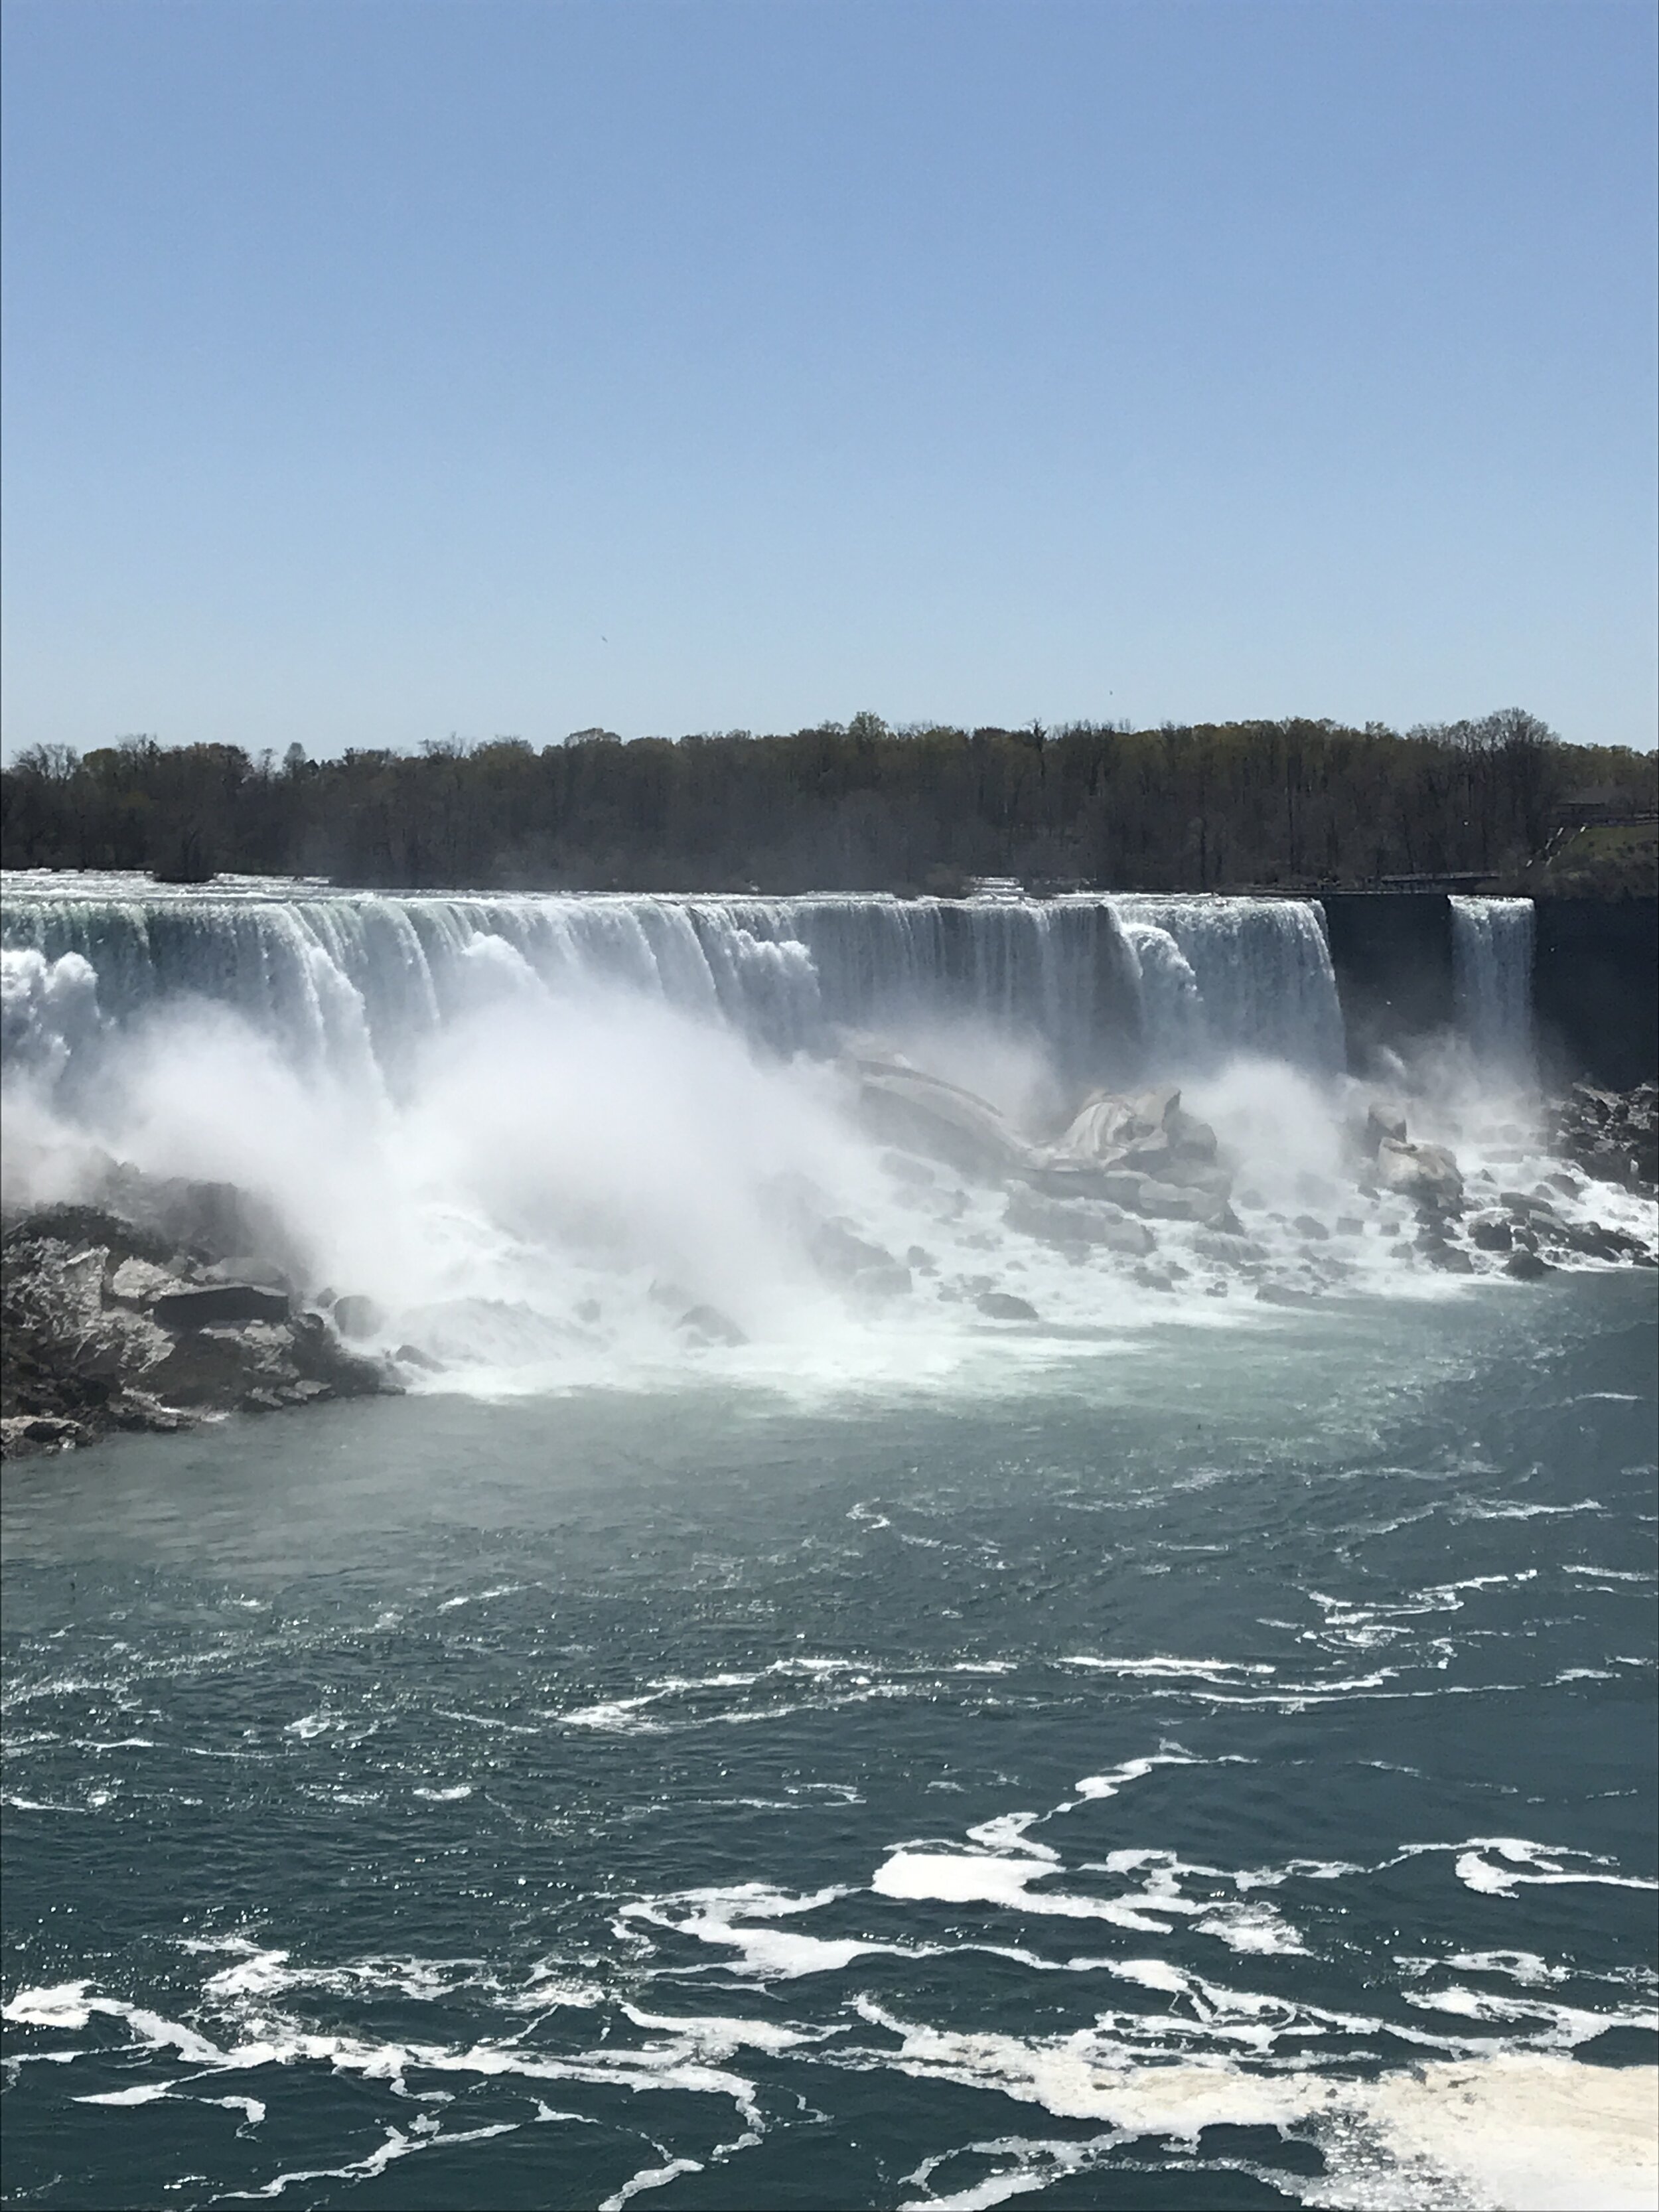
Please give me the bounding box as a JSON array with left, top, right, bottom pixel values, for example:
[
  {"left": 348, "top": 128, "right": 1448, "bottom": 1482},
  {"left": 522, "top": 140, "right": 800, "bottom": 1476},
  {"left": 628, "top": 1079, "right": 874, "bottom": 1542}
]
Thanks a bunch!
[{"left": 3, "top": 875, "right": 1628, "bottom": 1395}]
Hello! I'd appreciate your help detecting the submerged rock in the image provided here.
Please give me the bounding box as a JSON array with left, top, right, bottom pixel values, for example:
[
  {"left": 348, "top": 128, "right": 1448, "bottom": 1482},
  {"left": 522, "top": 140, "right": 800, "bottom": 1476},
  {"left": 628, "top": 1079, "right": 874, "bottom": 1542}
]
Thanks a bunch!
[{"left": 975, "top": 1290, "right": 1039, "bottom": 1322}]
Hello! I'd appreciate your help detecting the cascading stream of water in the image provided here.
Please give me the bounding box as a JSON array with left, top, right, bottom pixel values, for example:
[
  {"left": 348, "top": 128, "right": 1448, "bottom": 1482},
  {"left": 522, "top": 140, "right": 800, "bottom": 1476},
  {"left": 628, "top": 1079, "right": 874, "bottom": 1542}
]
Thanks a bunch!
[{"left": 1449, "top": 895, "right": 1535, "bottom": 1075}]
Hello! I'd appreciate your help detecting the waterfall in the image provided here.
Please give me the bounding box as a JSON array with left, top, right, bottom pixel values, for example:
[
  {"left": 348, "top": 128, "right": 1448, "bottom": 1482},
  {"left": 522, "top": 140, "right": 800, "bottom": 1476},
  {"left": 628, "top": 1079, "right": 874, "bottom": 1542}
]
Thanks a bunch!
[
  {"left": 1450, "top": 897, "right": 1534, "bottom": 1072},
  {"left": 1, "top": 877, "right": 1348, "bottom": 1094}
]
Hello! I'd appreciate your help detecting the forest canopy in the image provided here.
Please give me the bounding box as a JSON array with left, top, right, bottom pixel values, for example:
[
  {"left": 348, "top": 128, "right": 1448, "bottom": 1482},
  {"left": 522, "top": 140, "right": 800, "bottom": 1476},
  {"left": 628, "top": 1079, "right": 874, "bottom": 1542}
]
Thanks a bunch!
[{"left": 2, "top": 711, "right": 1654, "bottom": 896}]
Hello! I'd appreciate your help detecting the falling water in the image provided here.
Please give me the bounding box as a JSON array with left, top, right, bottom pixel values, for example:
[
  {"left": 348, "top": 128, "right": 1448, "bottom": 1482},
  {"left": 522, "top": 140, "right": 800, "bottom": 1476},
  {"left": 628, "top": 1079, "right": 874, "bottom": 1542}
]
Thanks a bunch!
[{"left": 1450, "top": 895, "right": 1535, "bottom": 1072}]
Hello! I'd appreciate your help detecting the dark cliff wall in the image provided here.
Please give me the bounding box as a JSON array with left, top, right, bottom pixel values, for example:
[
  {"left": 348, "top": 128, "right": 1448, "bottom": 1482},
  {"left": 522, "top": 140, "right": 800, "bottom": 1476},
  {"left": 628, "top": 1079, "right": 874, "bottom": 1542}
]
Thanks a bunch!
[
  {"left": 1321, "top": 893, "right": 1656, "bottom": 1086},
  {"left": 1533, "top": 900, "right": 1657, "bottom": 1091},
  {"left": 1320, "top": 894, "right": 1455, "bottom": 1075}
]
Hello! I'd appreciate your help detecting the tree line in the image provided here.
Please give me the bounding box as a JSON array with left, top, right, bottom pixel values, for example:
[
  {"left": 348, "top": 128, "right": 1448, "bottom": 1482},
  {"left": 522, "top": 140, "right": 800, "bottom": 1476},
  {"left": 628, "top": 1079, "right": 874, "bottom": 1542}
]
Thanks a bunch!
[{"left": 2, "top": 710, "right": 1654, "bottom": 895}]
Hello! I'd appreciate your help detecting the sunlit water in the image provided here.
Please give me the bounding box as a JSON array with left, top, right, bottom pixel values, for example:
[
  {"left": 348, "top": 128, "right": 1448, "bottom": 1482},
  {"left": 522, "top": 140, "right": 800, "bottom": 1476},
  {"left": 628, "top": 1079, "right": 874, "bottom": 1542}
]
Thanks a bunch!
[{"left": 4, "top": 1276, "right": 1655, "bottom": 2211}]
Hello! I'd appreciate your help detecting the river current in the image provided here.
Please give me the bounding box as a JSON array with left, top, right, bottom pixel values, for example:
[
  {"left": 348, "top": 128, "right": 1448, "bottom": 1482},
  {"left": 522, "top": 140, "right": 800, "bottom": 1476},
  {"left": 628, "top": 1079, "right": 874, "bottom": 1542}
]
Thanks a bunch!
[{"left": 1, "top": 881, "right": 1655, "bottom": 2209}]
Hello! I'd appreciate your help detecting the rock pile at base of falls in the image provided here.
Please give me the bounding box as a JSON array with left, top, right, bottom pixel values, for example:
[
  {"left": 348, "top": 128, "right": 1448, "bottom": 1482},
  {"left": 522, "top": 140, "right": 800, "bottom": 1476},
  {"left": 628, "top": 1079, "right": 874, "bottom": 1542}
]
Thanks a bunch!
[
  {"left": 1, "top": 1170, "right": 397, "bottom": 1460},
  {"left": 1553, "top": 1082, "right": 1658, "bottom": 1193},
  {"left": 851, "top": 1045, "right": 1658, "bottom": 1312}
]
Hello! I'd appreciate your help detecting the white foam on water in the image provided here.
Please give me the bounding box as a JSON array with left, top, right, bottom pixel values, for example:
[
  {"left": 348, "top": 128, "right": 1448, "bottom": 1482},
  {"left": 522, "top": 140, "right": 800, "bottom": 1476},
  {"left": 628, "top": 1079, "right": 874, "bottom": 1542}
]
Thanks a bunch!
[
  {"left": 857, "top": 2002, "right": 1658, "bottom": 2211},
  {"left": 598, "top": 2156, "right": 707, "bottom": 2211}
]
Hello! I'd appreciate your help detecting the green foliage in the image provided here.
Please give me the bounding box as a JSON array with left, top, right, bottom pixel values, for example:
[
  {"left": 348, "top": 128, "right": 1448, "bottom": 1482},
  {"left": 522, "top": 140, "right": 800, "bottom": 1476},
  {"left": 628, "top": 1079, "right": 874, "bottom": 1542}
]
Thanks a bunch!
[{"left": 2, "top": 715, "right": 1653, "bottom": 894}]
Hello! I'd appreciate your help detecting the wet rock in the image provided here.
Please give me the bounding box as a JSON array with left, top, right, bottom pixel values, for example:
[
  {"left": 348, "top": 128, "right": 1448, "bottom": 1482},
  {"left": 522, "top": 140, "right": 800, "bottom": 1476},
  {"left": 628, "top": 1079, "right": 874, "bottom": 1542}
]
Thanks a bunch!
[
  {"left": 904, "top": 1244, "right": 937, "bottom": 1273},
  {"left": 810, "top": 1220, "right": 899, "bottom": 1282},
  {"left": 1, "top": 1181, "right": 396, "bottom": 1452},
  {"left": 1127, "top": 1178, "right": 1230, "bottom": 1225},
  {"left": 0, "top": 1413, "right": 90, "bottom": 1457},
  {"left": 1468, "top": 1215, "right": 1514, "bottom": 1252},
  {"left": 1424, "top": 1242, "right": 1475, "bottom": 1274},
  {"left": 152, "top": 1284, "right": 291, "bottom": 1329},
  {"left": 396, "top": 1342, "right": 445, "bottom": 1370},
  {"left": 1375, "top": 1140, "right": 1464, "bottom": 1214},
  {"left": 1293, "top": 1215, "right": 1331, "bottom": 1241},
  {"left": 855, "top": 1059, "right": 1029, "bottom": 1178},
  {"left": 331, "top": 1293, "right": 385, "bottom": 1341},
  {"left": 976, "top": 1290, "right": 1039, "bottom": 1322},
  {"left": 676, "top": 1303, "right": 748, "bottom": 1347},
  {"left": 1003, "top": 1187, "right": 1156, "bottom": 1256},
  {"left": 1334, "top": 1217, "right": 1365, "bottom": 1237},
  {"left": 1256, "top": 1282, "right": 1321, "bottom": 1307},
  {"left": 1504, "top": 1248, "right": 1551, "bottom": 1280}
]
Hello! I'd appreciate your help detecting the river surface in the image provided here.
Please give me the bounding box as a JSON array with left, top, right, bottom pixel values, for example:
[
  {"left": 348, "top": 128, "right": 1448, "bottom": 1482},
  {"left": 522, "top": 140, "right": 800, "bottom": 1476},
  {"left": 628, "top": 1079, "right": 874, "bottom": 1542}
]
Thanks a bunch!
[{"left": 4, "top": 1274, "right": 1656, "bottom": 2211}]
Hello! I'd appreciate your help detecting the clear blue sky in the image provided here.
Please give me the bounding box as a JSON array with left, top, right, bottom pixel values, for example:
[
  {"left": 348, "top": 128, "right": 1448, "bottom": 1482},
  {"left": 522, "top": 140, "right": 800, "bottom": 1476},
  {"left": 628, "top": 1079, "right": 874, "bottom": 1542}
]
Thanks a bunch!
[{"left": 3, "top": 0, "right": 1654, "bottom": 757}]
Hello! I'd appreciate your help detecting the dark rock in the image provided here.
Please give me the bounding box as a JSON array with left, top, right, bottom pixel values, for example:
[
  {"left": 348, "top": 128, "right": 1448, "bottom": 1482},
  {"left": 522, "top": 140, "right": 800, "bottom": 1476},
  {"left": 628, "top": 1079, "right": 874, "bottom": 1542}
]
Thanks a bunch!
[
  {"left": 395, "top": 1342, "right": 445, "bottom": 1370},
  {"left": 975, "top": 1291, "right": 1039, "bottom": 1322},
  {"left": 676, "top": 1303, "right": 748, "bottom": 1347},
  {"left": 152, "top": 1284, "right": 291, "bottom": 1329},
  {"left": 1293, "top": 1215, "right": 1331, "bottom": 1240},
  {"left": 1, "top": 1413, "right": 90, "bottom": 1457},
  {"left": 1335, "top": 1217, "right": 1365, "bottom": 1237},
  {"left": 1256, "top": 1282, "right": 1321, "bottom": 1307},
  {"left": 1469, "top": 1216, "right": 1513, "bottom": 1252},
  {"left": 331, "top": 1293, "right": 385, "bottom": 1341},
  {"left": 1504, "top": 1248, "right": 1551, "bottom": 1280},
  {"left": 1, "top": 1182, "right": 394, "bottom": 1451},
  {"left": 1425, "top": 1243, "right": 1475, "bottom": 1274}
]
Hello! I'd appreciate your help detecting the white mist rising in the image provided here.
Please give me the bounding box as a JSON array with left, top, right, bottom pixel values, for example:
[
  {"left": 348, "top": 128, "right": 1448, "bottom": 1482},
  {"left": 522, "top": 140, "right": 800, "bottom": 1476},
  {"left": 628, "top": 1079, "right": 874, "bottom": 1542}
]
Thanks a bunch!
[{"left": 4, "top": 881, "right": 1642, "bottom": 1397}]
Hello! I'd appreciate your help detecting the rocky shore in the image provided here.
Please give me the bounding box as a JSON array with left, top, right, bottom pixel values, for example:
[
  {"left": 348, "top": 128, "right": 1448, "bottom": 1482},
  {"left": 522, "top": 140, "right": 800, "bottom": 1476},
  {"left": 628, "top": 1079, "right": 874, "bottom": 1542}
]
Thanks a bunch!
[{"left": 1, "top": 1165, "right": 397, "bottom": 1460}]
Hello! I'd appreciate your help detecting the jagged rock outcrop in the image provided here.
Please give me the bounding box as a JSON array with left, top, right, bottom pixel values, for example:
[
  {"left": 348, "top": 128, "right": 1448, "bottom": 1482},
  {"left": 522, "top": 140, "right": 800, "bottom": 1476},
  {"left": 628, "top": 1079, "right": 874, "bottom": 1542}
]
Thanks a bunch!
[
  {"left": 1552, "top": 1082, "right": 1658, "bottom": 1193},
  {"left": 1, "top": 1179, "right": 396, "bottom": 1459}
]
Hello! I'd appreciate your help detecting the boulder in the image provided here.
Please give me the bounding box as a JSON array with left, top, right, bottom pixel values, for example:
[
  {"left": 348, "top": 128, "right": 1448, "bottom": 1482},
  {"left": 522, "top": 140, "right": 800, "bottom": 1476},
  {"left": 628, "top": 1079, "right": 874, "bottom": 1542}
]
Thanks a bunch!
[
  {"left": 1423, "top": 1242, "right": 1475, "bottom": 1274},
  {"left": 331, "top": 1293, "right": 385, "bottom": 1341},
  {"left": 976, "top": 1290, "right": 1039, "bottom": 1321},
  {"left": 1375, "top": 1140, "right": 1464, "bottom": 1213},
  {"left": 1003, "top": 1187, "right": 1156, "bottom": 1256},
  {"left": 855, "top": 1061, "right": 1029, "bottom": 1178},
  {"left": 1293, "top": 1215, "right": 1331, "bottom": 1241},
  {"left": 676, "top": 1304, "right": 748, "bottom": 1347},
  {"left": 152, "top": 1284, "right": 291, "bottom": 1329},
  {"left": 1504, "top": 1249, "right": 1551, "bottom": 1280},
  {"left": 1127, "top": 1178, "right": 1230, "bottom": 1224},
  {"left": 1468, "top": 1215, "right": 1513, "bottom": 1252},
  {"left": 1362, "top": 1102, "right": 1409, "bottom": 1156},
  {"left": 1257, "top": 1282, "right": 1321, "bottom": 1307}
]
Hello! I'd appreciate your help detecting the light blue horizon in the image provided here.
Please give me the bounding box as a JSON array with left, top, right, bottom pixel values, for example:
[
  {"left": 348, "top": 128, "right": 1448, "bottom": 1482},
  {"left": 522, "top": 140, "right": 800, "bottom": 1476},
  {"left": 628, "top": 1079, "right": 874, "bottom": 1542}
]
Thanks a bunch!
[{"left": 3, "top": 0, "right": 1655, "bottom": 759}]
